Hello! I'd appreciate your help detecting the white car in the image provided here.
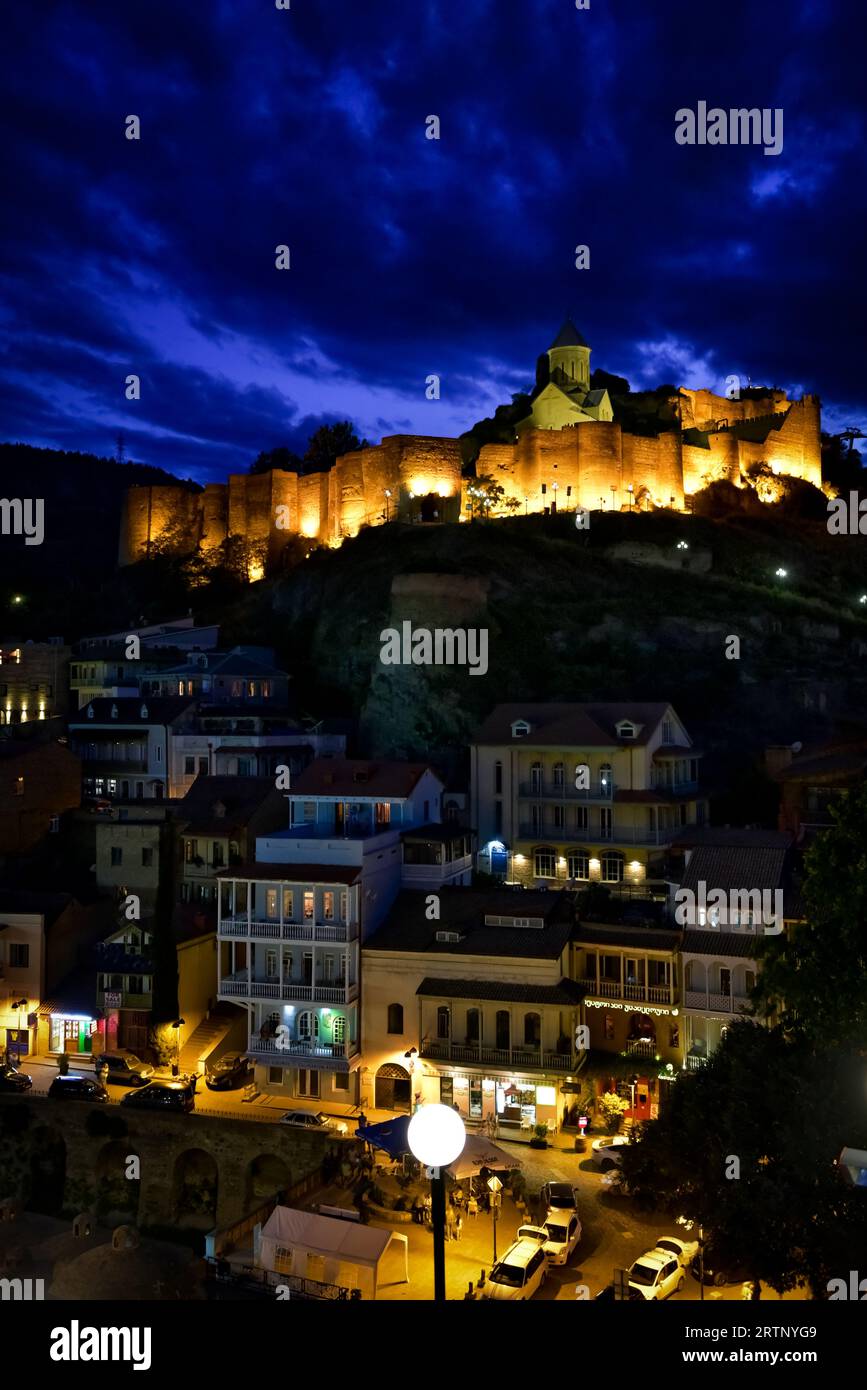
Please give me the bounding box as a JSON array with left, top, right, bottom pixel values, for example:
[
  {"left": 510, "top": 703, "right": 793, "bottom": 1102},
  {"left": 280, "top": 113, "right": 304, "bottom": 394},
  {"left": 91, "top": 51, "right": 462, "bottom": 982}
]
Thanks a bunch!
[
  {"left": 655, "top": 1234, "right": 699, "bottom": 1267},
  {"left": 280, "top": 1110, "right": 348, "bottom": 1135},
  {"left": 482, "top": 1235, "right": 549, "bottom": 1301},
  {"left": 627, "top": 1247, "right": 686, "bottom": 1301},
  {"left": 519, "top": 1213, "right": 582, "bottom": 1266},
  {"left": 591, "top": 1135, "right": 631, "bottom": 1170}
]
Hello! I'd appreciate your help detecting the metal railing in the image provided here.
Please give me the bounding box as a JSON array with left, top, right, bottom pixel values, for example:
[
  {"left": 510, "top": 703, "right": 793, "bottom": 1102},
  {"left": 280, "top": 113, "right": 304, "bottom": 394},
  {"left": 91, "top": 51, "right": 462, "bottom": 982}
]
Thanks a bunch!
[
  {"left": 420, "top": 1040, "right": 578, "bottom": 1072},
  {"left": 684, "top": 989, "right": 750, "bottom": 1014},
  {"left": 517, "top": 780, "right": 616, "bottom": 801},
  {"left": 218, "top": 918, "right": 355, "bottom": 943},
  {"left": 518, "top": 823, "right": 680, "bottom": 845},
  {"left": 219, "top": 977, "right": 358, "bottom": 1003},
  {"left": 578, "top": 978, "right": 674, "bottom": 1005}
]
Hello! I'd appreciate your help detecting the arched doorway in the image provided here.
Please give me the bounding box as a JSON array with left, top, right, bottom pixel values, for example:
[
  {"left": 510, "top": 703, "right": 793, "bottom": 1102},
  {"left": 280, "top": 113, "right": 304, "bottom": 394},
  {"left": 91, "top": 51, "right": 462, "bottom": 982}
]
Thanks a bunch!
[
  {"left": 246, "top": 1154, "right": 291, "bottom": 1208},
  {"left": 375, "top": 1063, "right": 411, "bottom": 1112},
  {"left": 95, "top": 1141, "right": 140, "bottom": 1221},
  {"left": 172, "top": 1148, "right": 218, "bottom": 1229},
  {"left": 418, "top": 493, "right": 441, "bottom": 523}
]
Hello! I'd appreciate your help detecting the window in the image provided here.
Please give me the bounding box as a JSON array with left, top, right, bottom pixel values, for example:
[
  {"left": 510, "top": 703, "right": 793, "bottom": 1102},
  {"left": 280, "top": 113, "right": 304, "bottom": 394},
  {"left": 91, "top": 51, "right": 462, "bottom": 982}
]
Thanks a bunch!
[
  {"left": 541, "top": 483, "right": 547, "bottom": 495},
  {"left": 553, "top": 762, "right": 565, "bottom": 789},
  {"left": 511, "top": 721, "right": 530, "bottom": 738},
  {"left": 297, "top": 1011, "right": 320, "bottom": 1042},
  {"left": 333, "top": 1071, "right": 349, "bottom": 1090},
  {"left": 332, "top": 1015, "right": 346, "bottom": 1046},
  {"left": 602, "top": 853, "right": 623, "bottom": 882},
  {"left": 141, "top": 848, "right": 153, "bottom": 868},
  {"left": 575, "top": 806, "right": 589, "bottom": 830},
  {"left": 110, "top": 847, "right": 123, "bottom": 867},
  {"left": 568, "top": 852, "right": 589, "bottom": 880},
  {"left": 282, "top": 888, "right": 294, "bottom": 919},
  {"left": 323, "top": 891, "right": 335, "bottom": 921},
  {"left": 340, "top": 890, "right": 348, "bottom": 921},
  {"left": 268, "top": 1067, "right": 284, "bottom": 1086},
  {"left": 495, "top": 1010, "right": 510, "bottom": 1050},
  {"left": 599, "top": 762, "right": 612, "bottom": 791},
  {"left": 436, "top": 1006, "right": 451, "bottom": 1040},
  {"left": 303, "top": 891, "right": 314, "bottom": 920},
  {"left": 198, "top": 756, "right": 208, "bottom": 774},
  {"left": 599, "top": 807, "right": 612, "bottom": 839},
  {"left": 10, "top": 943, "right": 29, "bottom": 968},
  {"left": 494, "top": 801, "right": 503, "bottom": 835},
  {"left": 212, "top": 842, "right": 224, "bottom": 868},
  {"left": 323, "top": 955, "right": 335, "bottom": 981},
  {"left": 374, "top": 802, "right": 391, "bottom": 827},
  {"left": 184, "top": 756, "right": 196, "bottom": 775},
  {"left": 298, "top": 1068, "right": 320, "bottom": 1097},
  {"left": 662, "top": 718, "right": 673, "bottom": 743},
  {"left": 494, "top": 760, "right": 503, "bottom": 794},
  {"left": 266, "top": 888, "right": 278, "bottom": 920},
  {"left": 266, "top": 950, "right": 278, "bottom": 979},
  {"left": 523, "top": 1012, "right": 541, "bottom": 1046},
  {"left": 534, "top": 848, "right": 556, "bottom": 878},
  {"left": 553, "top": 805, "right": 565, "bottom": 830},
  {"left": 466, "top": 1008, "right": 480, "bottom": 1043},
  {"left": 530, "top": 761, "right": 542, "bottom": 792},
  {"left": 387, "top": 1003, "right": 404, "bottom": 1034},
  {"left": 603, "top": 1013, "right": 615, "bottom": 1041}
]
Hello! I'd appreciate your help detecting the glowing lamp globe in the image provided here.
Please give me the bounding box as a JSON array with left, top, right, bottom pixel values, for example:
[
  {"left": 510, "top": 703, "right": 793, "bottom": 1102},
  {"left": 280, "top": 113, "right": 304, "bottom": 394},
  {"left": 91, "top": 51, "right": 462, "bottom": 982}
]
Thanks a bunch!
[{"left": 407, "top": 1104, "right": 466, "bottom": 1169}]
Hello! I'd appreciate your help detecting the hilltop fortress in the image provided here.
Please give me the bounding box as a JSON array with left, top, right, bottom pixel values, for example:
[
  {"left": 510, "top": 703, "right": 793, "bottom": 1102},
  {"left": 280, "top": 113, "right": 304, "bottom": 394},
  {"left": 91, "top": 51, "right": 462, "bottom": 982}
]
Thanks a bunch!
[{"left": 119, "top": 321, "right": 823, "bottom": 571}]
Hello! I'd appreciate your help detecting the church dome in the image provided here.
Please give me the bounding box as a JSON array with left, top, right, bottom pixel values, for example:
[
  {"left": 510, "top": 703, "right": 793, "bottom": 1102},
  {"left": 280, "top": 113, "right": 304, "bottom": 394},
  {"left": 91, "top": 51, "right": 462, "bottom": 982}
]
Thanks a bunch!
[{"left": 548, "top": 318, "right": 589, "bottom": 350}]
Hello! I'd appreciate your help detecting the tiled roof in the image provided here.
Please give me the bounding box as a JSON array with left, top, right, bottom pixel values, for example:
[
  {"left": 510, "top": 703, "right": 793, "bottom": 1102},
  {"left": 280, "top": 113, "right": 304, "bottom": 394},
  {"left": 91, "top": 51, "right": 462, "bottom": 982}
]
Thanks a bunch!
[
  {"left": 177, "top": 775, "right": 280, "bottom": 828},
  {"left": 473, "top": 702, "right": 674, "bottom": 748},
  {"left": 574, "top": 920, "right": 682, "bottom": 952},
  {"left": 366, "top": 888, "right": 573, "bottom": 960},
  {"left": 680, "top": 845, "right": 789, "bottom": 895},
  {"left": 71, "top": 697, "right": 194, "bottom": 725},
  {"left": 681, "top": 930, "right": 759, "bottom": 959},
  {"left": 417, "top": 977, "right": 585, "bottom": 1005},
  {"left": 549, "top": 319, "right": 589, "bottom": 349},
  {"left": 670, "top": 827, "right": 794, "bottom": 850},
  {"left": 290, "top": 758, "right": 434, "bottom": 798}
]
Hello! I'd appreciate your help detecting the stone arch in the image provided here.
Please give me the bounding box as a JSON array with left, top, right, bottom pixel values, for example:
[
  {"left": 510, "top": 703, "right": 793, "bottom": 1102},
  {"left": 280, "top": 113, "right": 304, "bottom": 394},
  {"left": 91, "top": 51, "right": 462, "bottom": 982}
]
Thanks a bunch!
[
  {"left": 171, "top": 1148, "right": 219, "bottom": 1229},
  {"left": 95, "top": 1141, "right": 140, "bottom": 1222},
  {"left": 28, "top": 1126, "right": 66, "bottom": 1215},
  {"left": 375, "top": 1063, "right": 411, "bottom": 1113},
  {"left": 246, "top": 1153, "right": 291, "bottom": 1208}
]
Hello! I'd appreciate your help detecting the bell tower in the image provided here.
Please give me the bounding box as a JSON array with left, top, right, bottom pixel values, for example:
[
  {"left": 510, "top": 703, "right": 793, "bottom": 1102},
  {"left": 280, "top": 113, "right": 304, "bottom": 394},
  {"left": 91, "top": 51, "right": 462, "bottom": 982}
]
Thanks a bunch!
[{"left": 548, "top": 318, "right": 591, "bottom": 392}]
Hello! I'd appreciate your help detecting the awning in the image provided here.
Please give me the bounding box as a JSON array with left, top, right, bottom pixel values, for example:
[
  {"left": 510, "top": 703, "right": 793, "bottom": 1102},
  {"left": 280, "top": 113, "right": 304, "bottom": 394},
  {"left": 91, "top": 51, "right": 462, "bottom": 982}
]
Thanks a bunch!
[
  {"left": 446, "top": 1135, "right": 521, "bottom": 1180},
  {"left": 355, "top": 1115, "right": 412, "bottom": 1158}
]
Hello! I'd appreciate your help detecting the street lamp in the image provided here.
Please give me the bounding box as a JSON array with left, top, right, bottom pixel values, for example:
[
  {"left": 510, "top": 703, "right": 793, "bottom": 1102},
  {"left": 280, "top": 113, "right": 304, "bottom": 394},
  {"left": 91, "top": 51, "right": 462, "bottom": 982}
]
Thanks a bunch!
[
  {"left": 10, "top": 1000, "right": 27, "bottom": 1065},
  {"left": 172, "top": 1018, "right": 186, "bottom": 1077},
  {"left": 627, "top": 483, "right": 634, "bottom": 512},
  {"left": 404, "top": 1046, "right": 419, "bottom": 1110},
  {"left": 408, "top": 491, "right": 415, "bottom": 524},
  {"left": 551, "top": 481, "right": 559, "bottom": 514},
  {"left": 408, "top": 1103, "right": 466, "bottom": 1302},
  {"left": 487, "top": 1172, "right": 503, "bottom": 1261},
  {"left": 384, "top": 489, "right": 392, "bottom": 522}
]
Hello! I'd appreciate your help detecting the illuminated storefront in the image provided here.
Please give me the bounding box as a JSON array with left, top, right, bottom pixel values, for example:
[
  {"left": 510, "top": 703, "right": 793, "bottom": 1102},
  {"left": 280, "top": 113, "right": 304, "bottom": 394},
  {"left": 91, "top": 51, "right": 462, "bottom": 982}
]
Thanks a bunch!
[{"left": 434, "top": 1071, "right": 561, "bottom": 1131}]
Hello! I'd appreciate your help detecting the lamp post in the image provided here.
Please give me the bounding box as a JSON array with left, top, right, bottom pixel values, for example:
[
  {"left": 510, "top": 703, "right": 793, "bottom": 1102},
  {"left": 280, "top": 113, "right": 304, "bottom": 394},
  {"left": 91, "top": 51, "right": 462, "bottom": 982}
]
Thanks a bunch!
[
  {"left": 404, "top": 1046, "right": 419, "bottom": 1110},
  {"left": 627, "top": 483, "right": 634, "bottom": 512},
  {"left": 610, "top": 485, "right": 617, "bottom": 511},
  {"left": 487, "top": 1173, "right": 503, "bottom": 1261},
  {"left": 384, "top": 489, "right": 392, "bottom": 522},
  {"left": 408, "top": 1103, "right": 466, "bottom": 1302},
  {"left": 11, "top": 999, "right": 27, "bottom": 1065},
  {"left": 172, "top": 1018, "right": 186, "bottom": 1077},
  {"left": 408, "top": 491, "right": 415, "bottom": 524},
  {"left": 551, "top": 481, "right": 559, "bottom": 515}
]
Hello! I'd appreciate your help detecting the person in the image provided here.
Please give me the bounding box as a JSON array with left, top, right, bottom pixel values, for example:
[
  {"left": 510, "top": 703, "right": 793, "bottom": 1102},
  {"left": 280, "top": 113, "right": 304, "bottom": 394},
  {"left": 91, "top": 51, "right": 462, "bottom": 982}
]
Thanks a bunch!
[
  {"left": 423, "top": 1192, "right": 432, "bottom": 1227},
  {"left": 454, "top": 1215, "right": 463, "bottom": 1242},
  {"left": 97, "top": 1059, "right": 109, "bottom": 1088},
  {"left": 412, "top": 1194, "right": 424, "bottom": 1225},
  {"left": 445, "top": 1206, "right": 457, "bottom": 1242}
]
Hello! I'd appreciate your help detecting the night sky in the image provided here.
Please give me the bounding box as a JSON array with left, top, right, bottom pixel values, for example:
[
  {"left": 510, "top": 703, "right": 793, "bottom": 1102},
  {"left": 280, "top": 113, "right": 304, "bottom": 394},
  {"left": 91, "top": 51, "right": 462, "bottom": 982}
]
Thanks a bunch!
[{"left": 2, "top": 0, "right": 865, "bottom": 484}]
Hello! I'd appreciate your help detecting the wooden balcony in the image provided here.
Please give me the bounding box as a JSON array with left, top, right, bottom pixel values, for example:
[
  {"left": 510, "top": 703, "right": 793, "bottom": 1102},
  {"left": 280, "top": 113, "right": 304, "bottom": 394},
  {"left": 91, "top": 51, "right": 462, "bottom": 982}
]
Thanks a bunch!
[{"left": 684, "top": 989, "right": 750, "bottom": 1014}]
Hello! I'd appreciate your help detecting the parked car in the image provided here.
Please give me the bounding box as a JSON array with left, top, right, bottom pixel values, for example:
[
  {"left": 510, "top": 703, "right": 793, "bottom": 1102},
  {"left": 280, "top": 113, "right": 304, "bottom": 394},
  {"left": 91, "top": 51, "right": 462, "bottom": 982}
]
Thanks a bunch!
[
  {"left": 120, "top": 1080, "right": 195, "bottom": 1113},
  {"left": 280, "top": 1110, "right": 348, "bottom": 1134},
  {"left": 539, "top": 1181, "right": 579, "bottom": 1213},
  {"left": 655, "top": 1234, "right": 699, "bottom": 1267},
  {"left": 0, "top": 1063, "right": 33, "bottom": 1093},
  {"left": 628, "top": 1247, "right": 686, "bottom": 1300},
  {"left": 591, "top": 1135, "right": 631, "bottom": 1170},
  {"left": 98, "top": 1051, "right": 154, "bottom": 1087},
  {"left": 519, "top": 1213, "right": 582, "bottom": 1266},
  {"left": 691, "top": 1246, "right": 750, "bottom": 1287},
  {"left": 481, "top": 1235, "right": 549, "bottom": 1301},
  {"left": 48, "top": 1074, "right": 109, "bottom": 1103},
  {"left": 205, "top": 1053, "right": 253, "bottom": 1091}
]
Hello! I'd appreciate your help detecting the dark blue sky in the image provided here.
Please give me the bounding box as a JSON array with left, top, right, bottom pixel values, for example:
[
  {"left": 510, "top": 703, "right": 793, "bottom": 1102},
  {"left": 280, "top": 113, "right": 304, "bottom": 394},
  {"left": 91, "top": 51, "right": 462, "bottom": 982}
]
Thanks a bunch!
[{"left": 2, "top": 0, "right": 865, "bottom": 483}]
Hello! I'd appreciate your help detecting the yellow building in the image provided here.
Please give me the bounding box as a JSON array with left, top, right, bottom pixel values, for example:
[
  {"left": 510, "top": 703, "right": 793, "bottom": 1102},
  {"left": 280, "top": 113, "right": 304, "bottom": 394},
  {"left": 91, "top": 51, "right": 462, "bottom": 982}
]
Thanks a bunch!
[
  {"left": 471, "top": 701, "right": 708, "bottom": 894},
  {"left": 515, "top": 319, "right": 614, "bottom": 433}
]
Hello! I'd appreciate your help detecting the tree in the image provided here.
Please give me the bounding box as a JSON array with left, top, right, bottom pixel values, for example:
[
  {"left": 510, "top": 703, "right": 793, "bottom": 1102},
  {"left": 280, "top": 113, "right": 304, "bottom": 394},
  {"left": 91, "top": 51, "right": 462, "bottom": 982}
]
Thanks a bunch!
[
  {"left": 303, "top": 421, "right": 367, "bottom": 473},
  {"left": 472, "top": 475, "right": 506, "bottom": 514},
  {"left": 249, "top": 446, "right": 304, "bottom": 476},
  {"left": 752, "top": 784, "right": 867, "bottom": 1048},
  {"left": 619, "top": 1020, "right": 867, "bottom": 1297}
]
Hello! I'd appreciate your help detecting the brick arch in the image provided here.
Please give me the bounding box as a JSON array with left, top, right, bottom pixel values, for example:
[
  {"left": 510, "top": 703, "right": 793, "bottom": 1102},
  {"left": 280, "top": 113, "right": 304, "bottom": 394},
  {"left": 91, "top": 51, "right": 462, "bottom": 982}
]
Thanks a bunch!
[
  {"left": 246, "top": 1153, "right": 292, "bottom": 1207},
  {"left": 95, "top": 1140, "right": 140, "bottom": 1222},
  {"left": 171, "top": 1147, "right": 219, "bottom": 1229}
]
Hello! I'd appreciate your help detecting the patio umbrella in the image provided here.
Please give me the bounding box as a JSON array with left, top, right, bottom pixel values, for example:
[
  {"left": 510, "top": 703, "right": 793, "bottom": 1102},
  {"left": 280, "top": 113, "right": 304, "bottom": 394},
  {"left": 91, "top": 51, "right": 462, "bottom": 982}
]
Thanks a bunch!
[
  {"left": 446, "top": 1135, "right": 521, "bottom": 1180},
  {"left": 355, "top": 1114, "right": 412, "bottom": 1158}
]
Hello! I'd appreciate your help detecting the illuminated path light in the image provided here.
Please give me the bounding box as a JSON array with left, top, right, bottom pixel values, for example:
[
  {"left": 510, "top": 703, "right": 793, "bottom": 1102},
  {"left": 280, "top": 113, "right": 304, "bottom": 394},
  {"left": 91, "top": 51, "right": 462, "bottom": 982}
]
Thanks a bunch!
[{"left": 408, "top": 1103, "right": 466, "bottom": 1302}]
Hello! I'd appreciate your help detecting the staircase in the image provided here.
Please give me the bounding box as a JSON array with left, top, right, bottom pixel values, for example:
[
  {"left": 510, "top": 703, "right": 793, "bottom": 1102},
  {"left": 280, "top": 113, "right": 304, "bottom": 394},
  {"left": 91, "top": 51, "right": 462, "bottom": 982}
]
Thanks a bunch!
[{"left": 179, "top": 1013, "right": 236, "bottom": 1073}]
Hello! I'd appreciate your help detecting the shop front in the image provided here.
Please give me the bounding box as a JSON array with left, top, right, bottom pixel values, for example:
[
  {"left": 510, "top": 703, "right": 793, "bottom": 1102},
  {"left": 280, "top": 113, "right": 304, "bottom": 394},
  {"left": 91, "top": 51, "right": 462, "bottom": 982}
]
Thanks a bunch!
[{"left": 434, "top": 1069, "right": 561, "bottom": 1134}]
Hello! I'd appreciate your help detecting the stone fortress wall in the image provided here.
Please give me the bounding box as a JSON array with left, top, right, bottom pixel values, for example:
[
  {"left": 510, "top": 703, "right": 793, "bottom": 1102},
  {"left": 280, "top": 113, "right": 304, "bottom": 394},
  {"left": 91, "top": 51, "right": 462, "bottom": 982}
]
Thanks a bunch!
[{"left": 118, "top": 386, "right": 823, "bottom": 568}]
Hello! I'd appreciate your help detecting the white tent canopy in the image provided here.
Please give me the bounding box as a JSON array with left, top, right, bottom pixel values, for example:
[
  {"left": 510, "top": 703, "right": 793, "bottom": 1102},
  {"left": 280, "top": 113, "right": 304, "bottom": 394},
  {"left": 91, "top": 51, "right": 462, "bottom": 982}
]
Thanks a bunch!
[
  {"left": 257, "top": 1206, "right": 408, "bottom": 1300},
  {"left": 446, "top": 1135, "right": 522, "bottom": 1180}
]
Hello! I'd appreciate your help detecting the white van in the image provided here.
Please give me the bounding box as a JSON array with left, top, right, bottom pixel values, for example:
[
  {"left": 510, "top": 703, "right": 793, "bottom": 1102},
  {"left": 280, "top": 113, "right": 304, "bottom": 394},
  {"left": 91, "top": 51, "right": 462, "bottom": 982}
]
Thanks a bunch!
[{"left": 482, "top": 1235, "right": 549, "bottom": 1301}]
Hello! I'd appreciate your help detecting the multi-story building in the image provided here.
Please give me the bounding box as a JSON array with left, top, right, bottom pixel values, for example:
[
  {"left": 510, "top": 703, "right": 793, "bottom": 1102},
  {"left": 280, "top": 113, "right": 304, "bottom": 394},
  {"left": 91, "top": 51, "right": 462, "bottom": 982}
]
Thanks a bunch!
[
  {"left": 0, "top": 903, "right": 46, "bottom": 1062},
  {"left": 672, "top": 831, "right": 801, "bottom": 1070},
  {"left": 140, "top": 646, "right": 289, "bottom": 706},
  {"left": 571, "top": 918, "right": 683, "bottom": 1070},
  {"left": 215, "top": 758, "right": 451, "bottom": 1102},
  {"left": 69, "top": 697, "right": 195, "bottom": 800},
  {"left": 471, "top": 701, "right": 708, "bottom": 892},
  {"left": 0, "top": 738, "right": 81, "bottom": 853},
  {"left": 93, "top": 922, "right": 155, "bottom": 1054},
  {"left": 168, "top": 707, "right": 345, "bottom": 798},
  {"left": 77, "top": 617, "right": 220, "bottom": 654},
  {"left": 0, "top": 639, "right": 70, "bottom": 724},
  {"left": 176, "top": 775, "right": 287, "bottom": 914},
  {"left": 767, "top": 736, "right": 867, "bottom": 843},
  {"left": 362, "top": 888, "right": 584, "bottom": 1130},
  {"left": 94, "top": 803, "right": 168, "bottom": 916}
]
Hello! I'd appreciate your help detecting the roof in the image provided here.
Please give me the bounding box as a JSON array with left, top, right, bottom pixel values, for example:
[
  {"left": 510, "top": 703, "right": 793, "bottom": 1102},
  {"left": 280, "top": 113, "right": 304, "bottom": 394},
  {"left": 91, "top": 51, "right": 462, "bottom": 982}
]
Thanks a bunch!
[
  {"left": 290, "top": 758, "right": 434, "bottom": 798},
  {"left": 680, "top": 845, "right": 790, "bottom": 896},
  {"left": 549, "top": 318, "right": 589, "bottom": 350},
  {"left": 0, "top": 738, "right": 78, "bottom": 763},
  {"left": 39, "top": 961, "right": 96, "bottom": 1016},
  {"left": 670, "top": 827, "right": 794, "bottom": 850},
  {"left": 215, "top": 863, "right": 362, "bottom": 885},
  {"left": 773, "top": 747, "right": 867, "bottom": 783},
  {"left": 574, "top": 920, "right": 682, "bottom": 952},
  {"left": 71, "top": 697, "right": 194, "bottom": 726},
  {"left": 365, "top": 888, "right": 573, "bottom": 960},
  {"left": 681, "top": 930, "right": 759, "bottom": 959},
  {"left": 260, "top": 1207, "right": 393, "bottom": 1269},
  {"left": 417, "top": 977, "right": 585, "bottom": 1005},
  {"left": 583, "top": 389, "right": 608, "bottom": 406},
  {"left": 177, "top": 775, "right": 280, "bottom": 828},
  {"left": 473, "top": 702, "right": 673, "bottom": 748},
  {"left": 154, "top": 650, "right": 286, "bottom": 679}
]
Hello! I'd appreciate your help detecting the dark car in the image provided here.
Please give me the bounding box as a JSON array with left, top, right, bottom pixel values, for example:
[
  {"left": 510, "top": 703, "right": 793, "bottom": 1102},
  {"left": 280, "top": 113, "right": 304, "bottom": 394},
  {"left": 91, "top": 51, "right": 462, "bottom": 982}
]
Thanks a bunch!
[
  {"left": 0, "top": 1063, "right": 33, "bottom": 1093},
  {"left": 691, "top": 1246, "right": 750, "bottom": 1286},
  {"left": 205, "top": 1052, "right": 253, "bottom": 1091},
  {"left": 99, "top": 1051, "right": 154, "bottom": 1086},
  {"left": 594, "top": 1283, "right": 643, "bottom": 1302},
  {"left": 120, "top": 1080, "right": 195, "bottom": 1113},
  {"left": 48, "top": 1074, "right": 110, "bottom": 1103}
]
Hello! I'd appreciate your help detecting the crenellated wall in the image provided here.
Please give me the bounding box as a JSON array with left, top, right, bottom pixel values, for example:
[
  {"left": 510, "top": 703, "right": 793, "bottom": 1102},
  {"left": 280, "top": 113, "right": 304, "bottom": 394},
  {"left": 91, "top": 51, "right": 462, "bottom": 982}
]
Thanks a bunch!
[{"left": 118, "top": 392, "right": 822, "bottom": 567}]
